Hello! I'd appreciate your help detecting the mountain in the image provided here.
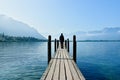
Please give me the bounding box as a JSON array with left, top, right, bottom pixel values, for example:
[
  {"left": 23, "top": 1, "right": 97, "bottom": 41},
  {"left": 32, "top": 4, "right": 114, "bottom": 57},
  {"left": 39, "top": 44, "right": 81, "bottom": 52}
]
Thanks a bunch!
[
  {"left": 0, "top": 15, "right": 45, "bottom": 39},
  {"left": 67, "top": 27, "right": 120, "bottom": 40}
]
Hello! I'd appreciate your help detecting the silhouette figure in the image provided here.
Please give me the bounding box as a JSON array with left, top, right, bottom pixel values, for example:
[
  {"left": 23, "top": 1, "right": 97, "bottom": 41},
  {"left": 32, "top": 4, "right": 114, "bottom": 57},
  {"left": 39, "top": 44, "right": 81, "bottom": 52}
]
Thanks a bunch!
[{"left": 59, "top": 33, "right": 64, "bottom": 49}]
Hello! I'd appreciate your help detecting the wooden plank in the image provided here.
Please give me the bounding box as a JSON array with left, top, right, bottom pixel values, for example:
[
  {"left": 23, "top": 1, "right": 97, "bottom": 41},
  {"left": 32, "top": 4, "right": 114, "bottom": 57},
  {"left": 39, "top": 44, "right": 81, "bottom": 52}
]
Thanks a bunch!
[
  {"left": 45, "top": 61, "right": 55, "bottom": 80},
  {"left": 45, "top": 52, "right": 59, "bottom": 80},
  {"left": 41, "top": 49, "right": 60, "bottom": 80},
  {"left": 53, "top": 51, "right": 61, "bottom": 80},
  {"left": 72, "top": 60, "right": 85, "bottom": 80},
  {"left": 64, "top": 49, "right": 70, "bottom": 59},
  {"left": 63, "top": 50, "right": 73, "bottom": 80},
  {"left": 54, "top": 49, "right": 60, "bottom": 58},
  {"left": 40, "top": 59, "right": 53, "bottom": 80},
  {"left": 60, "top": 50, "right": 66, "bottom": 80},
  {"left": 40, "top": 44, "right": 85, "bottom": 80},
  {"left": 64, "top": 49, "right": 85, "bottom": 80},
  {"left": 64, "top": 50, "right": 80, "bottom": 80}
]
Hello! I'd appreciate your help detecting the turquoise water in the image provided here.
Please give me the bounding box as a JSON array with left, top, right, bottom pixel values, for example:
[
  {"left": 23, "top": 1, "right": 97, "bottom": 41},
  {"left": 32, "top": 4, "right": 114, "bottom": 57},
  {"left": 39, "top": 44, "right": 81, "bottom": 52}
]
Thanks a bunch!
[
  {"left": 0, "top": 42, "right": 47, "bottom": 80},
  {"left": 76, "top": 42, "right": 120, "bottom": 80},
  {"left": 0, "top": 42, "right": 120, "bottom": 80}
]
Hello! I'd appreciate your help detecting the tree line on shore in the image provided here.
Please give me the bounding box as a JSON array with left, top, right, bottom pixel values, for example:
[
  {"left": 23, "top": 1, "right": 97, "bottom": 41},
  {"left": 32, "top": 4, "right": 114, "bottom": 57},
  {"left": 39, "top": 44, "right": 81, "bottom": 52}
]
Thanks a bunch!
[{"left": 0, "top": 33, "right": 46, "bottom": 42}]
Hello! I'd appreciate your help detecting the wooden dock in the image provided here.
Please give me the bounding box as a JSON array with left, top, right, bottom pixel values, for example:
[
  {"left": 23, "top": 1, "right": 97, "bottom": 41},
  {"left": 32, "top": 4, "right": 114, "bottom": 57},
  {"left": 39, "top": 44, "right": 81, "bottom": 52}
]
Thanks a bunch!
[{"left": 40, "top": 35, "right": 85, "bottom": 80}]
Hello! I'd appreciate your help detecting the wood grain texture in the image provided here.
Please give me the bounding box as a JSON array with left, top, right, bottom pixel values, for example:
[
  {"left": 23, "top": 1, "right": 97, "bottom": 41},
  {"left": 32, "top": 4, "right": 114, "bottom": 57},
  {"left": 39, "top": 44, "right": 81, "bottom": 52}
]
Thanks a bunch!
[{"left": 40, "top": 44, "right": 85, "bottom": 80}]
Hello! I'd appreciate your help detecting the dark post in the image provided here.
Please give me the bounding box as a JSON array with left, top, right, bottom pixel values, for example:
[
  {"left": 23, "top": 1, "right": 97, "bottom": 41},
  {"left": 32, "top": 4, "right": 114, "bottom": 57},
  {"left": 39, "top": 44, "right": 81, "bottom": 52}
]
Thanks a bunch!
[
  {"left": 57, "top": 40, "right": 59, "bottom": 48},
  {"left": 48, "top": 35, "right": 51, "bottom": 64},
  {"left": 54, "top": 39, "right": 57, "bottom": 52},
  {"left": 65, "top": 40, "right": 67, "bottom": 49},
  {"left": 67, "top": 38, "right": 69, "bottom": 52},
  {"left": 73, "top": 35, "right": 76, "bottom": 63}
]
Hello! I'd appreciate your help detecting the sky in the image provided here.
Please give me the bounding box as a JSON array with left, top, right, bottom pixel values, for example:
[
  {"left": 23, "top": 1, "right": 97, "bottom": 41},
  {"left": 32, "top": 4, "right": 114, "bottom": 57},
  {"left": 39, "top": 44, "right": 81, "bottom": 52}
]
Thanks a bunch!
[{"left": 0, "top": 0, "right": 120, "bottom": 36}]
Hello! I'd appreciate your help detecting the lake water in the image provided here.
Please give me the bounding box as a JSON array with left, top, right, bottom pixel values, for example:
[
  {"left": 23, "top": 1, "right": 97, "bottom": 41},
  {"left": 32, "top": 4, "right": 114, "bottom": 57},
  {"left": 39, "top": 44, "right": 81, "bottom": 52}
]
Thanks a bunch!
[{"left": 0, "top": 42, "right": 120, "bottom": 80}]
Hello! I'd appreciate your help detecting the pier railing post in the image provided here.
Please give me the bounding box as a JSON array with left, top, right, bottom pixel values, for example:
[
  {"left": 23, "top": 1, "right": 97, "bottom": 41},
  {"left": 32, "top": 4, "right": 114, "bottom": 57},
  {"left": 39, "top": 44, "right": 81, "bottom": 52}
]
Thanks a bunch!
[
  {"left": 48, "top": 35, "right": 51, "bottom": 64},
  {"left": 67, "top": 38, "right": 69, "bottom": 52},
  {"left": 54, "top": 39, "right": 57, "bottom": 52},
  {"left": 65, "top": 40, "right": 67, "bottom": 49},
  {"left": 57, "top": 40, "right": 59, "bottom": 49},
  {"left": 73, "top": 35, "right": 76, "bottom": 63}
]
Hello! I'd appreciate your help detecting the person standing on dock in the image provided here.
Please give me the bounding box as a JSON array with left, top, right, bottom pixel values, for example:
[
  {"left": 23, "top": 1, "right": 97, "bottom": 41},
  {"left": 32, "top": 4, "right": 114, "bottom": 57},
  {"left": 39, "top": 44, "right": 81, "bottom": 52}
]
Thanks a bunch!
[{"left": 59, "top": 33, "right": 64, "bottom": 49}]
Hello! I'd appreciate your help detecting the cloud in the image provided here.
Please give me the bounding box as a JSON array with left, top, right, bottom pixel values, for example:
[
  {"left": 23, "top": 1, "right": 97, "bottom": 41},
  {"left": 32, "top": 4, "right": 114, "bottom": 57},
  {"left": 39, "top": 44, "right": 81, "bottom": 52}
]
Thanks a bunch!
[
  {"left": 102, "top": 27, "right": 120, "bottom": 33},
  {"left": 67, "top": 27, "right": 120, "bottom": 40}
]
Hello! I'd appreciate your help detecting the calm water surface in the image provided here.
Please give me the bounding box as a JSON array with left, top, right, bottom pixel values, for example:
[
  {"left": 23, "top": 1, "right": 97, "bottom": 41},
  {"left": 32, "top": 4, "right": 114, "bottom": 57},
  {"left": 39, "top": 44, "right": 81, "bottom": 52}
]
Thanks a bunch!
[{"left": 0, "top": 42, "right": 120, "bottom": 80}]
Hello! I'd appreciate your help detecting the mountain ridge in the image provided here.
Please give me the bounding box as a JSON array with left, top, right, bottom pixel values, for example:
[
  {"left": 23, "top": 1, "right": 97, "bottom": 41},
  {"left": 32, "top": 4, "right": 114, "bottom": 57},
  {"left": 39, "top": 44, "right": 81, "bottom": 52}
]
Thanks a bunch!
[{"left": 0, "top": 15, "right": 46, "bottom": 39}]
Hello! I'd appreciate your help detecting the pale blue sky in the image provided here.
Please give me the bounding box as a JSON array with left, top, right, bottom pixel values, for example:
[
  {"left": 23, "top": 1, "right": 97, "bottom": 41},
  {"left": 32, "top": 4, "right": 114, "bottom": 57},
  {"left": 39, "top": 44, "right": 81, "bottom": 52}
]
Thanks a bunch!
[{"left": 0, "top": 0, "right": 120, "bottom": 36}]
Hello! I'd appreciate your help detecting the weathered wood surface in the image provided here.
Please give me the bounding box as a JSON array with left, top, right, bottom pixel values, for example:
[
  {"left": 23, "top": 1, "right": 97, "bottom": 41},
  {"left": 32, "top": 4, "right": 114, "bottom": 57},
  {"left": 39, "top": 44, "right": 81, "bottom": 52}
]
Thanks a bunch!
[{"left": 40, "top": 45, "right": 85, "bottom": 80}]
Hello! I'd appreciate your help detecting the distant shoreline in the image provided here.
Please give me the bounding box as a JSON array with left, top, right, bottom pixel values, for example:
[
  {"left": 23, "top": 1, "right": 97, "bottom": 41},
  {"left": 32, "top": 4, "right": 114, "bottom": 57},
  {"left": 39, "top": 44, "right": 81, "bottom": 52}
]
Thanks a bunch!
[
  {"left": 51, "top": 40, "right": 120, "bottom": 42},
  {"left": 1, "top": 33, "right": 120, "bottom": 42},
  {"left": 0, "top": 33, "right": 47, "bottom": 42},
  {"left": 0, "top": 40, "right": 120, "bottom": 42},
  {"left": 0, "top": 40, "right": 47, "bottom": 42},
  {"left": 77, "top": 40, "right": 120, "bottom": 42}
]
